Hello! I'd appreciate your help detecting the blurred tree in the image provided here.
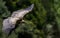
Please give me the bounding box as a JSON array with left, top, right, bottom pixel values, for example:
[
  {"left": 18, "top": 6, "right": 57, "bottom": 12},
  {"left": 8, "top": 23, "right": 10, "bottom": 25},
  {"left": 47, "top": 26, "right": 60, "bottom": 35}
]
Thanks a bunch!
[
  {"left": 54, "top": 0, "right": 60, "bottom": 38},
  {"left": 0, "top": 0, "right": 60, "bottom": 38}
]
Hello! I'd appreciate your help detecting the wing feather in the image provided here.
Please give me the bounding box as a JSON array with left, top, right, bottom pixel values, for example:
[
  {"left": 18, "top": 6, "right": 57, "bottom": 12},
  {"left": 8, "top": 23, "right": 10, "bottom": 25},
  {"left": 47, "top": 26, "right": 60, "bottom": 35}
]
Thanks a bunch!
[
  {"left": 7, "top": 4, "right": 34, "bottom": 24},
  {"left": 11, "top": 4, "right": 34, "bottom": 19},
  {"left": 2, "top": 4, "right": 34, "bottom": 34}
]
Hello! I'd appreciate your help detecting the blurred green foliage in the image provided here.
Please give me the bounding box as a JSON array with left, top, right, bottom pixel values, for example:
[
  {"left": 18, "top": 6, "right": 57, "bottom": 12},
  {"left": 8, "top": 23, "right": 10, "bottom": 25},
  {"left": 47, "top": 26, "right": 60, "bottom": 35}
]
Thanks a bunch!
[
  {"left": 54, "top": 0, "right": 60, "bottom": 32},
  {"left": 0, "top": 0, "right": 60, "bottom": 38}
]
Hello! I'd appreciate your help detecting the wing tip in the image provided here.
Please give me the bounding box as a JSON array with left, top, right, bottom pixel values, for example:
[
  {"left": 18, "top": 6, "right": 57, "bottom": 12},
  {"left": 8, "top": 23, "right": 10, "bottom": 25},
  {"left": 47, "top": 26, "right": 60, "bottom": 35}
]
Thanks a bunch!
[
  {"left": 30, "top": 4, "right": 34, "bottom": 10},
  {"left": 25, "top": 4, "right": 34, "bottom": 11}
]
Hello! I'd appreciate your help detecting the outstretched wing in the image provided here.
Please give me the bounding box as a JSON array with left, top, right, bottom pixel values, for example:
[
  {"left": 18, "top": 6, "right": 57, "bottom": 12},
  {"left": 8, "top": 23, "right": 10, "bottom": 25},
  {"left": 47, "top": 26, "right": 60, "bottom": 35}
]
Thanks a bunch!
[
  {"left": 2, "top": 4, "right": 34, "bottom": 35},
  {"left": 11, "top": 4, "right": 34, "bottom": 19},
  {"left": 9, "top": 4, "right": 34, "bottom": 24}
]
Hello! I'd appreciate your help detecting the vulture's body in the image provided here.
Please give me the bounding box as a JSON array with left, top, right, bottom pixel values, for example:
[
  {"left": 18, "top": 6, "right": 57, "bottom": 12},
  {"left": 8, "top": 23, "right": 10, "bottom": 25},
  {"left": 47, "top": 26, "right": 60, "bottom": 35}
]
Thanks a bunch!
[{"left": 2, "top": 4, "right": 34, "bottom": 35}]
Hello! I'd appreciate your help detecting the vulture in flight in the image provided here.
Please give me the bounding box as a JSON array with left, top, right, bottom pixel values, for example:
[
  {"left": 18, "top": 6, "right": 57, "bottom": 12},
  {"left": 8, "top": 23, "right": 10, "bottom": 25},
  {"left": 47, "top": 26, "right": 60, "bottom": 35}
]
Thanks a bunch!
[{"left": 2, "top": 4, "right": 34, "bottom": 35}]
